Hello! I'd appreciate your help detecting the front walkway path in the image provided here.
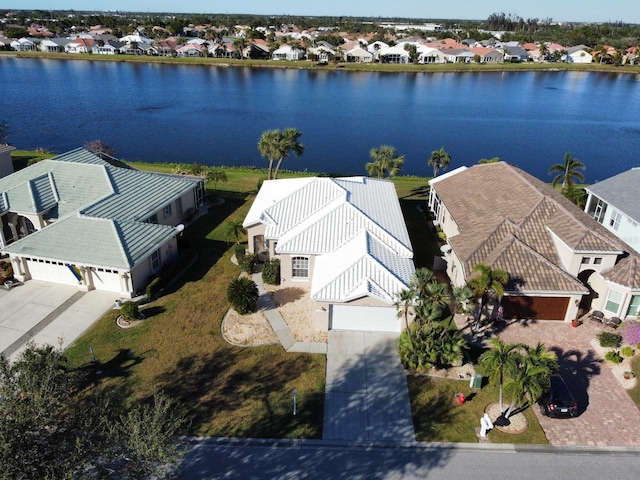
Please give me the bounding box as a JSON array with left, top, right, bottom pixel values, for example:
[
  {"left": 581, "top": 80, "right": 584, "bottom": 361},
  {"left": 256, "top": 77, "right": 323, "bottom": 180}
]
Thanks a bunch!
[
  {"left": 252, "top": 273, "right": 326, "bottom": 354},
  {"left": 323, "top": 331, "right": 416, "bottom": 442}
]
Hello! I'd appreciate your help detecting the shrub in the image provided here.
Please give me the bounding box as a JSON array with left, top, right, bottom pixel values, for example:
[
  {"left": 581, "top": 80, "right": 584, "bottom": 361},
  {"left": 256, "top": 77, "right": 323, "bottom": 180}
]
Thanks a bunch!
[
  {"left": 238, "top": 253, "right": 257, "bottom": 275},
  {"left": 226, "top": 277, "right": 259, "bottom": 315},
  {"left": 605, "top": 350, "right": 623, "bottom": 364},
  {"left": 234, "top": 244, "right": 246, "bottom": 261},
  {"left": 620, "top": 320, "right": 640, "bottom": 345},
  {"left": 621, "top": 346, "right": 635, "bottom": 357},
  {"left": 120, "top": 301, "right": 140, "bottom": 321},
  {"left": 598, "top": 331, "right": 622, "bottom": 348},
  {"left": 399, "top": 322, "right": 467, "bottom": 371},
  {"left": 262, "top": 259, "right": 280, "bottom": 285}
]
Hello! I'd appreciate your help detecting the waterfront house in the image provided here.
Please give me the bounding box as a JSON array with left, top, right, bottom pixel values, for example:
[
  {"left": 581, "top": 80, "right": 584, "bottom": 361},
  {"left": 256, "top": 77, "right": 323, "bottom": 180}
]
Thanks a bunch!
[
  {"left": 65, "top": 37, "right": 94, "bottom": 53},
  {"left": 345, "top": 46, "right": 373, "bottom": 63},
  {"left": 0, "top": 148, "right": 206, "bottom": 297},
  {"left": 272, "top": 44, "right": 305, "bottom": 61},
  {"left": 429, "top": 162, "right": 640, "bottom": 322},
  {"left": 566, "top": 46, "right": 593, "bottom": 63},
  {"left": 243, "top": 177, "right": 415, "bottom": 332}
]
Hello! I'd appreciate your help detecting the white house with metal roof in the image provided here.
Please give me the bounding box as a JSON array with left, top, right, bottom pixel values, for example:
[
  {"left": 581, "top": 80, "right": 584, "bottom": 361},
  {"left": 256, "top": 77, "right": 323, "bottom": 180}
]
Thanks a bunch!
[
  {"left": 584, "top": 168, "right": 640, "bottom": 253},
  {"left": 243, "top": 176, "right": 415, "bottom": 332},
  {"left": 0, "top": 148, "right": 205, "bottom": 296}
]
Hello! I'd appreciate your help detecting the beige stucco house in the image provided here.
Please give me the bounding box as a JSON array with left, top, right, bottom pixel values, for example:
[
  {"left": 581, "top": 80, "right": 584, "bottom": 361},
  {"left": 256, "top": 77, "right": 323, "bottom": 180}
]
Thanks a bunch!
[
  {"left": 0, "top": 148, "right": 205, "bottom": 296},
  {"left": 428, "top": 162, "right": 640, "bottom": 323},
  {"left": 243, "top": 176, "right": 415, "bottom": 332}
]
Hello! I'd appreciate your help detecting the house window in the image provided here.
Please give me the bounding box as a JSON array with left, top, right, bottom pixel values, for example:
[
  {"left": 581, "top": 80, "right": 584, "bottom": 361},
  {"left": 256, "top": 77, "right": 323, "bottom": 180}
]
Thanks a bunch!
[
  {"left": 626, "top": 295, "right": 640, "bottom": 317},
  {"left": 147, "top": 213, "right": 158, "bottom": 224},
  {"left": 605, "top": 289, "right": 623, "bottom": 314},
  {"left": 594, "top": 257, "right": 602, "bottom": 265},
  {"left": 150, "top": 249, "right": 161, "bottom": 272},
  {"left": 592, "top": 198, "right": 607, "bottom": 223},
  {"left": 163, "top": 204, "right": 172, "bottom": 219},
  {"left": 581, "top": 257, "right": 590, "bottom": 264},
  {"left": 610, "top": 211, "right": 621, "bottom": 231},
  {"left": 292, "top": 256, "right": 309, "bottom": 278}
]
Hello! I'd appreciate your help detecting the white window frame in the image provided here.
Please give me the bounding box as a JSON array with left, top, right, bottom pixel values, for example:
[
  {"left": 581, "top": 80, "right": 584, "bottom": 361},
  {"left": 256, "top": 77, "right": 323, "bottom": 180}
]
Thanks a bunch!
[
  {"left": 626, "top": 295, "right": 640, "bottom": 317},
  {"left": 292, "top": 256, "right": 309, "bottom": 279},
  {"left": 605, "top": 288, "right": 622, "bottom": 314},
  {"left": 163, "top": 204, "right": 172, "bottom": 219},
  {"left": 150, "top": 249, "right": 161, "bottom": 272},
  {"left": 609, "top": 211, "right": 621, "bottom": 231}
]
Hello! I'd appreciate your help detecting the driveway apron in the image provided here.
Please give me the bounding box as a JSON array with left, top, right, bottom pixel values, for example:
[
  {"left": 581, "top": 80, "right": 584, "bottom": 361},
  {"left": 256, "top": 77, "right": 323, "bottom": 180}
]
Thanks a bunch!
[{"left": 323, "top": 331, "right": 415, "bottom": 442}]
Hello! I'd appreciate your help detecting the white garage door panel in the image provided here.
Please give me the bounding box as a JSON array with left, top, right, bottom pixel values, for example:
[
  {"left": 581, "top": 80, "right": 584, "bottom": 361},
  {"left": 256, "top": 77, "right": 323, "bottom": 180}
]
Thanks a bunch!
[
  {"left": 331, "top": 305, "right": 399, "bottom": 332},
  {"left": 26, "top": 260, "right": 80, "bottom": 287},
  {"left": 91, "top": 270, "right": 121, "bottom": 292}
]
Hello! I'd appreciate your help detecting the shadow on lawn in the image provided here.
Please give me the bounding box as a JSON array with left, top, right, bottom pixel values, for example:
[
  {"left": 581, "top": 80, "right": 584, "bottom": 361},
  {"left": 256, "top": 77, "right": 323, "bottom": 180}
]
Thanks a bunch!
[
  {"left": 151, "top": 347, "right": 325, "bottom": 438},
  {"left": 75, "top": 348, "right": 147, "bottom": 389}
]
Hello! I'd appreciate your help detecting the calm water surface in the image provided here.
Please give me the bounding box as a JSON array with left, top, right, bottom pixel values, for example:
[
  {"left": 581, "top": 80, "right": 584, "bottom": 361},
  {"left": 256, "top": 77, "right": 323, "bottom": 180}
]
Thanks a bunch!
[{"left": 1, "top": 57, "right": 639, "bottom": 182}]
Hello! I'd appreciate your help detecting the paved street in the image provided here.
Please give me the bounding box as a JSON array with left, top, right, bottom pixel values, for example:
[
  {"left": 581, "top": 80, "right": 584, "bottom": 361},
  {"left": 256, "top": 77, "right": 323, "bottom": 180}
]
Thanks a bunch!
[
  {"left": 181, "top": 437, "right": 640, "bottom": 480},
  {"left": 323, "top": 331, "right": 415, "bottom": 442}
]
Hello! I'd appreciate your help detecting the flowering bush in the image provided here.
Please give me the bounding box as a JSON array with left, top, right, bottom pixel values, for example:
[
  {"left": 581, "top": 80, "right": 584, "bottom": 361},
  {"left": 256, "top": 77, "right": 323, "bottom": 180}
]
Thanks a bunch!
[{"left": 620, "top": 320, "right": 640, "bottom": 345}]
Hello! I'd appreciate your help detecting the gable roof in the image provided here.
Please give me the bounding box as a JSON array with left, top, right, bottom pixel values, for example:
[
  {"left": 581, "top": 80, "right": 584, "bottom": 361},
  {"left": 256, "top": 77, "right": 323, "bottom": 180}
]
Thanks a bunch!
[
  {"left": 431, "top": 162, "right": 627, "bottom": 293},
  {"left": 244, "top": 176, "right": 415, "bottom": 304},
  {"left": 586, "top": 167, "right": 640, "bottom": 225}
]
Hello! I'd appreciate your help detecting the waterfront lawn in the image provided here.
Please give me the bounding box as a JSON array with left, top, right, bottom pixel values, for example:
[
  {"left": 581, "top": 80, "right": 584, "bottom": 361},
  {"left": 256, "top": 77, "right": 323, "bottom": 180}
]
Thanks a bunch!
[
  {"left": 11, "top": 149, "right": 55, "bottom": 170},
  {"left": 408, "top": 375, "right": 548, "bottom": 444}
]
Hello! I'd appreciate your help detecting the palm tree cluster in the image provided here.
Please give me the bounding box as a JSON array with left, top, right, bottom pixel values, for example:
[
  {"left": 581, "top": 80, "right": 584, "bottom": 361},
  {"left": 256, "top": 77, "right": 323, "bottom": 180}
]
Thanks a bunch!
[
  {"left": 468, "top": 263, "right": 509, "bottom": 332},
  {"left": 427, "top": 146, "right": 452, "bottom": 178},
  {"left": 258, "top": 128, "right": 304, "bottom": 180},
  {"left": 366, "top": 145, "right": 404, "bottom": 178},
  {"left": 480, "top": 338, "right": 558, "bottom": 418},
  {"left": 395, "top": 268, "right": 470, "bottom": 370}
]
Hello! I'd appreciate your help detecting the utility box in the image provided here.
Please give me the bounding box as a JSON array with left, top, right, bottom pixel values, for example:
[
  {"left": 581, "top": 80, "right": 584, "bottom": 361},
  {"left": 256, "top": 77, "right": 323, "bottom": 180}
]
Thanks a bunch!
[{"left": 470, "top": 374, "right": 483, "bottom": 389}]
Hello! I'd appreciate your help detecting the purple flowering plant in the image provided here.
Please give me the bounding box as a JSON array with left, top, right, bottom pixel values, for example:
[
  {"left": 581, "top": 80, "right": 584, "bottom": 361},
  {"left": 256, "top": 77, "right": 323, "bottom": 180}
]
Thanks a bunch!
[{"left": 620, "top": 320, "right": 640, "bottom": 345}]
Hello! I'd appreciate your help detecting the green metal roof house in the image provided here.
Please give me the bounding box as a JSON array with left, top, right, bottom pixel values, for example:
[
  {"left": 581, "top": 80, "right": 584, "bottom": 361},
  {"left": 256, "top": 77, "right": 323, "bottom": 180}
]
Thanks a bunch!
[{"left": 0, "top": 148, "right": 205, "bottom": 296}]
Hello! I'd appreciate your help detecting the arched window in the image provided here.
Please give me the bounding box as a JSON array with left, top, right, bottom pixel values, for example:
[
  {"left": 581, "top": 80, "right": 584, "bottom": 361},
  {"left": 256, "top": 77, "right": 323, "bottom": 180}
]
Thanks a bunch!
[{"left": 292, "top": 257, "right": 309, "bottom": 279}]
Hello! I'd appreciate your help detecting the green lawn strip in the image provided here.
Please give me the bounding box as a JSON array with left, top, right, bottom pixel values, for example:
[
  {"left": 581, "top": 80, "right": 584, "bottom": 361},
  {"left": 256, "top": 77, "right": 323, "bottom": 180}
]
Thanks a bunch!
[
  {"left": 408, "top": 375, "right": 548, "bottom": 444},
  {"left": 628, "top": 356, "right": 640, "bottom": 408}
]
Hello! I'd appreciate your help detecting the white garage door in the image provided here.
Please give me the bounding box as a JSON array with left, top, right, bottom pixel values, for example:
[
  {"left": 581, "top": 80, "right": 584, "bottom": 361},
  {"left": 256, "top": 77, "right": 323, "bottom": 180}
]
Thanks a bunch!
[
  {"left": 26, "top": 259, "right": 81, "bottom": 287},
  {"left": 330, "top": 305, "right": 400, "bottom": 332}
]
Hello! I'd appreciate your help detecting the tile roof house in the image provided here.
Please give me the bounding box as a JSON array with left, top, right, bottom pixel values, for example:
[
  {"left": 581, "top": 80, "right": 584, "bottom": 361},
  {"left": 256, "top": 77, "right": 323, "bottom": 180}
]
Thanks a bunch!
[
  {"left": 0, "top": 148, "right": 205, "bottom": 296},
  {"left": 243, "top": 177, "right": 415, "bottom": 332},
  {"left": 429, "top": 162, "right": 640, "bottom": 322}
]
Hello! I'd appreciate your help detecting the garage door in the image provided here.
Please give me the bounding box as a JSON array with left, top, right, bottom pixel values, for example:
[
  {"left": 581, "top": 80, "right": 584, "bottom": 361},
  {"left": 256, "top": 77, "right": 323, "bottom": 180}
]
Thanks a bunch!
[
  {"left": 330, "top": 305, "right": 400, "bottom": 332},
  {"left": 26, "top": 259, "right": 82, "bottom": 287},
  {"left": 502, "top": 296, "right": 569, "bottom": 321}
]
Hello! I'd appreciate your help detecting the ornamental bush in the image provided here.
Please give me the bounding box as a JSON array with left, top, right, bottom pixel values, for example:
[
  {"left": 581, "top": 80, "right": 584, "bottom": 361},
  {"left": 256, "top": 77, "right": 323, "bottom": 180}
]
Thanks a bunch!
[
  {"left": 234, "top": 244, "right": 246, "bottom": 261},
  {"left": 238, "top": 253, "right": 257, "bottom": 275},
  {"left": 605, "top": 350, "right": 623, "bottom": 364},
  {"left": 598, "top": 331, "right": 622, "bottom": 348},
  {"left": 621, "top": 346, "right": 635, "bottom": 357},
  {"left": 398, "top": 321, "right": 468, "bottom": 371},
  {"left": 120, "top": 301, "right": 140, "bottom": 321},
  {"left": 620, "top": 320, "right": 640, "bottom": 346},
  {"left": 262, "top": 258, "right": 280, "bottom": 285},
  {"left": 226, "top": 277, "right": 259, "bottom": 315}
]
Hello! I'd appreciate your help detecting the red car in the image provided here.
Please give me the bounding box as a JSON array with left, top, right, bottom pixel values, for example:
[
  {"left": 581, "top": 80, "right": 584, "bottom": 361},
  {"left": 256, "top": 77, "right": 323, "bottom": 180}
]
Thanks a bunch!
[{"left": 538, "top": 375, "right": 578, "bottom": 418}]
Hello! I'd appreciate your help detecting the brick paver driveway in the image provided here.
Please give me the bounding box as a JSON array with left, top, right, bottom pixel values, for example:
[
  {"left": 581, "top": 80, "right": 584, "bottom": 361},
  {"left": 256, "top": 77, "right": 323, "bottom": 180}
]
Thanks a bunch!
[{"left": 497, "top": 319, "right": 640, "bottom": 446}]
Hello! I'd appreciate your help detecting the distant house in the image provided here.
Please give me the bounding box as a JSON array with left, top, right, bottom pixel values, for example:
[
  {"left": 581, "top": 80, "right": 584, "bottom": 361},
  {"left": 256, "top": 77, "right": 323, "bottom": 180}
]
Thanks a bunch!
[
  {"left": 65, "top": 38, "right": 94, "bottom": 53},
  {"left": 11, "top": 37, "right": 38, "bottom": 51},
  {"left": 503, "top": 45, "right": 530, "bottom": 62},
  {"left": 346, "top": 46, "right": 373, "bottom": 63},
  {"left": 440, "top": 48, "right": 474, "bottom": 63},
  {"left": 40, "top": 38, "right": 68, "bottom": 53},
  {"left": 176, "top": 43, "right": 202, "bottom": 57},
  {"left": 378, "top": 45, "right": 410, "bottom": 64},
  {"left": 243, "top": 177, "right": 415, "bottom": 332},
  {"left": 584, "top": 168, "right": 640, "bottom": 253},
  {"left": 93, "top": 40, "right": 123, "bottom": 55},
  {"left": 469, "top": 47, "right": 503, "bottom": 63},
  {"left": 272, "top": 44, "right": 305, "bottom": 61},
  {"left": 566, "top": 47, "right": 593, "bottom": 63},
  {"left": 429, "top": 162, "right": 640, "bottom": 322},
  {"left": 0, "top": 148, "right": 206, "bottom": 297}
]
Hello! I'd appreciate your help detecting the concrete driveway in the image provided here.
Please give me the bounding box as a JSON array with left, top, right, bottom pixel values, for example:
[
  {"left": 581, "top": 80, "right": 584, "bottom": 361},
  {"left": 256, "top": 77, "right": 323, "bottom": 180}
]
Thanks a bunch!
[
  {"left": 0, "top": 280, "right": 119, "bottom": 360},
  {"left": 323, "top": 331, "right": 415, "bottom": 442}
]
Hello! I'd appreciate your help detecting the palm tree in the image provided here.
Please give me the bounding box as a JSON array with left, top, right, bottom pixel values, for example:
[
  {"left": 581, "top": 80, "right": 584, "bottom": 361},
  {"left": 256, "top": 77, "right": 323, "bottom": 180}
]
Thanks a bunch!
[
  {"left": 224, "top": 220, "right": 246, "bottom": 245},
  {"left": 204, "top": 167, "right": 228, "bottom": 192},
  {"left": 365, "top": 145, "right": 404, "bottom": 179},
  {"left": 451, "top": 285, "right": 474, "bottom": 315},
  {"left": 232, "top": 37, "right": 247, "bottom": 59},
  {"left": 226, "top": 277, "right": 259, "bottom": 315},
  {"left": 427, "top": 146, "right": 451, "bottom": 178},
  {"left": 468, "top": 263, "right": 509, "bottom": 332},
  {"left": 410, "top": 268, "right": 436, "bottom": 299},
  {"left": 257, "top": 128, "right": 304, "bottom": 180},
  {"left": 394, "top": 288, "right": 417, "bottom": 332},
  {"left": 479, "top": 337, "right": 522, "bottom": 413},
  {"left": 548, "top": 152, "right": 585, "bottom": 190}
]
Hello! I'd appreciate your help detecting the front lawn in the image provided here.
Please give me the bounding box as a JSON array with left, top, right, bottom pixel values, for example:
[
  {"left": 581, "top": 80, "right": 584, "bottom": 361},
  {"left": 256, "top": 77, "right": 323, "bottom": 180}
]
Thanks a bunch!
[{"left": 408, "top": 375, "right": 548, "bottom": 444}]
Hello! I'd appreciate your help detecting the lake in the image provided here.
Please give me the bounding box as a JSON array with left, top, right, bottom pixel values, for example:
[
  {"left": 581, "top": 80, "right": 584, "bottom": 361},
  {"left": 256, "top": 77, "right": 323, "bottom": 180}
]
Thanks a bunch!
[{"left": 1, "top": 57, "right": 639, "bottom": 183}]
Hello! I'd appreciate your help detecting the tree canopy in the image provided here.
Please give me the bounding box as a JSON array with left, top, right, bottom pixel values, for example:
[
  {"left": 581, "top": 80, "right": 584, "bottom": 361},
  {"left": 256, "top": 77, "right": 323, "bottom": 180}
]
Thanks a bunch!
[
  {"left": 427, "top": 146, "right": 452, "bottom": 177},
  {"left": 365, "top": 145, "right": 404, "bottom": 179},
  {"left": 257, "top": 128, "right": 304, "bottom": 180}
]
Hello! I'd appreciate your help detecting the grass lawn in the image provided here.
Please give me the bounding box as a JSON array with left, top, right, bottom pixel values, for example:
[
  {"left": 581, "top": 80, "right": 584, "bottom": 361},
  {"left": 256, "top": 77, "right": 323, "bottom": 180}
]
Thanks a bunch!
[
  {"left": 628, "top": 356, "right": 640, "bottom": 408},
  {"left": 408, "top": 374, "right": 548, "bottom": 444}
]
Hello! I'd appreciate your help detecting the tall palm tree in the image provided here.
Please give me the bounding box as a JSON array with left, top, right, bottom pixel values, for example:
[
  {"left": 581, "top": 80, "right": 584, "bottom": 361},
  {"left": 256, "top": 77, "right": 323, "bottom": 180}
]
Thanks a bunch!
[
  {"left": 232, "top": 37, "right": 247, "bottom": 59},
  {"left": 548, "top": 152, "right": 585, "bottom": 190},
  {"left": 427, "top": 146, "right": 451, "bottom": 178},
  {"left": 257, "top": 128, "right": 304, "bottom": 180},
  {"left": 366, "top": 145, "right": 404, "bottom": 179},
  {"left": 468, "top": 263, "right": 509, "bottom": 332},
  {"left": 479, "top": 337, "right": 522, "bottom": 413},
  {"left": 394, "top": 288, "right": 417, "bottom": 332}
]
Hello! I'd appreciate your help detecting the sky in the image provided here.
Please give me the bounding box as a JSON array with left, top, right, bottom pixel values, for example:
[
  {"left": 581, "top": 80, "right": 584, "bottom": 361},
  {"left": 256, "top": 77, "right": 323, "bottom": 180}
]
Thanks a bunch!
[{"left": 7, "top": 0, "right": 640, "bottom": 24}]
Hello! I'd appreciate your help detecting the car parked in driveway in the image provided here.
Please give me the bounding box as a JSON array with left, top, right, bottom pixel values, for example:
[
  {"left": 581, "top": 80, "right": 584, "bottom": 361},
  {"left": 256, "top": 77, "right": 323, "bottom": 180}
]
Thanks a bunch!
[{"left": 538, "top": 375, "right": 578, "bottom": 418}]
